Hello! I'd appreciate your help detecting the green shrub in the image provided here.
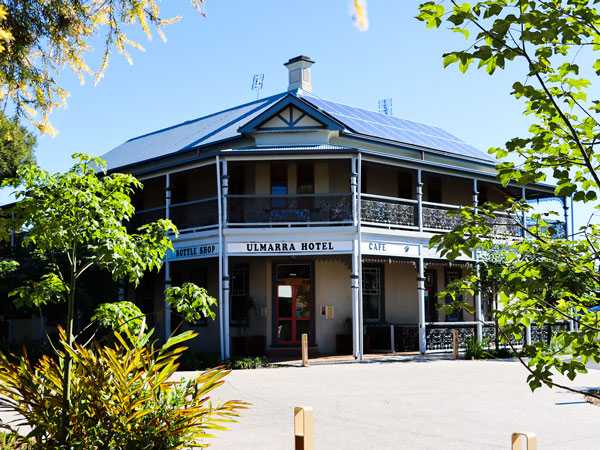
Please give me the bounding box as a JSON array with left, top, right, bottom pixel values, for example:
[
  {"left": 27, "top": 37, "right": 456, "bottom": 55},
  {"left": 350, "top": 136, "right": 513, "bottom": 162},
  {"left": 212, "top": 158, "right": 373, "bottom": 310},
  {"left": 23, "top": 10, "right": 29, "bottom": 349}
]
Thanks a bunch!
[
  {"left": 225, "top": 357, "right": 270, "bottom": 370},
  {"left": 0, "top": 328, "right": 248, "bottom": 449},
  {"left": 464, "top": 336, "right": 487, "bottom": 359}
]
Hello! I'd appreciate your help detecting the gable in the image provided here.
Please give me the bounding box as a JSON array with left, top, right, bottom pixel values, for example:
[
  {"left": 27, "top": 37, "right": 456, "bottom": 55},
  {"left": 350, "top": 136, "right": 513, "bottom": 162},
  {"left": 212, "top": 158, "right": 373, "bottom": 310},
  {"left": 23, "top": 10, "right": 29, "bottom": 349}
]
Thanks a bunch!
[
  {"left": 258, "top": 105, "right": 326, "bottom": 130},
  {"left": 238, "top": 94, "right": 344, "bottom": 135}
]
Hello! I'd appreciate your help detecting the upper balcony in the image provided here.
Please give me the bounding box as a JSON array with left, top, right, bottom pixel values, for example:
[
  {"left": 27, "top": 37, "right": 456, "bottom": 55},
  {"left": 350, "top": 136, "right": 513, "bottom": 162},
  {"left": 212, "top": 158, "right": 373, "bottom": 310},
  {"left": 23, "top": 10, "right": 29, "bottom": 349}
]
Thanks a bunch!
[{"left": 128, "top": 159, "right": 567, "bottom": 238}]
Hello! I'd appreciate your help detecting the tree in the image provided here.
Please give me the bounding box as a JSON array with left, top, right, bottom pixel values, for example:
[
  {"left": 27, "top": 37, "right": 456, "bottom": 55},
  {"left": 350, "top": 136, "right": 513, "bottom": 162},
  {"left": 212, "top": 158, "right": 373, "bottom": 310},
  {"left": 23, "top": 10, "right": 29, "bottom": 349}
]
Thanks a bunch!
[
  {"left": 1, "top": 154, "right": 217, "bottom": 443},
  {"left": 0, "top": 113, "right": 36, "bottom": 180},
  {"left": 416, "top": 1, "right": 600, "bottom": 398},
  {"left": 0, "top": 0, "right": 205, "bottom": 135}
]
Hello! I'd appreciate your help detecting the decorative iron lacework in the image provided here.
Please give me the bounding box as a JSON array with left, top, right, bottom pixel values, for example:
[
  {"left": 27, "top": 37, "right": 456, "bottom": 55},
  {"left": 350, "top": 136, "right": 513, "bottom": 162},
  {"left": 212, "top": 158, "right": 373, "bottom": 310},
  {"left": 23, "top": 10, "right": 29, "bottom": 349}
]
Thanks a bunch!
[
  {"left": 227, "top": 194, "right": 352, "bottom": 223},
  {"left": 426, "top": 325, "right": 476, "bottom": 350},
  {"left": 128, "top": 208, "right": 166, "bottom": 231},
  {"left": 526, "top": 218, "right": 567, "bottom": 238},
  {"left": 422, "top": 206, "right": 463, "bottom": 230},
  {"left": 360, "top": 199, "right": 416, "bottom": 227}
]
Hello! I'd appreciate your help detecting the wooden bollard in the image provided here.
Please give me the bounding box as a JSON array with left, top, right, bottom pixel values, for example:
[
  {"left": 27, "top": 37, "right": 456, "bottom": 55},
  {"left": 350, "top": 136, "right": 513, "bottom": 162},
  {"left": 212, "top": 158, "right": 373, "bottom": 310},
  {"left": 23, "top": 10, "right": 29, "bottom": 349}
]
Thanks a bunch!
[
  {"left": 452, "top": 329, "right": 459, "bottom": 359},
  {"left": 294, "top": 406, "right": 313, "bottom": 450},
  {"left": 511, "top": 432, "right": 537, "bottom": 450},
  {"left": 301, "top": 333, "right": 308, "bottom": 367}
]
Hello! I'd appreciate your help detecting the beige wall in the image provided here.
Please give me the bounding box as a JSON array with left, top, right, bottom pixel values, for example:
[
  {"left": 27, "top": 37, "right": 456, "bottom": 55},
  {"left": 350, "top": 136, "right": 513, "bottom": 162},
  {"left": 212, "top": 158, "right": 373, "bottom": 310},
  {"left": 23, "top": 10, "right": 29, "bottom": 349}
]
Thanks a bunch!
[
  {"left": 255, "top": 163, "right": 270, "bottom": 194},
  {"left": 314, "top": 260, "right": 352, "bottom": 354},
  {"left": 329, "top": 160, "right": 350, "bottom": 192},
  {"left": 384, "top": 263, "right": 419, "bottom": 323},
  {"left": 364, "top": 163, "right": 398, "bottom": 197}
]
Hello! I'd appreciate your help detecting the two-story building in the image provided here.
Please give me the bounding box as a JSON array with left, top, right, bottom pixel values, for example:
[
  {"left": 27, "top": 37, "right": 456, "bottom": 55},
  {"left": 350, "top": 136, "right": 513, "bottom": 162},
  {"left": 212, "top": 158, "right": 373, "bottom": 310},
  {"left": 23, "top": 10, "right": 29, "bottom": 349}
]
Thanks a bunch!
[{"left": 103, "top": 56, "right": 569, "bottom": 360}]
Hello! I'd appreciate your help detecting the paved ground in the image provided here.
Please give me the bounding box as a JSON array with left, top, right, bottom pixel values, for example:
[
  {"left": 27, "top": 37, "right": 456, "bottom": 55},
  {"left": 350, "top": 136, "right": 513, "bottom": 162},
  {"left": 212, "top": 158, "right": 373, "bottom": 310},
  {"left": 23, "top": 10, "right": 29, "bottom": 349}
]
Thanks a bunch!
[{"left": 188, "top": 356, "right": 600, "bottom": 449}]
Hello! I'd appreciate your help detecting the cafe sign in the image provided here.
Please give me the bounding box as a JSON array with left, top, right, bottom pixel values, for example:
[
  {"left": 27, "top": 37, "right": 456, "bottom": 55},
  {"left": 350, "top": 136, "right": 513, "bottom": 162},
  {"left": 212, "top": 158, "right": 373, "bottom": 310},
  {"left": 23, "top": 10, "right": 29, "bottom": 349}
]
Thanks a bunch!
[
  {"left": 361, "top": 241, "right": 419, "bottom": 257},
  {"left": 228, "top": 240, "right": 353, "bottom": 254}
]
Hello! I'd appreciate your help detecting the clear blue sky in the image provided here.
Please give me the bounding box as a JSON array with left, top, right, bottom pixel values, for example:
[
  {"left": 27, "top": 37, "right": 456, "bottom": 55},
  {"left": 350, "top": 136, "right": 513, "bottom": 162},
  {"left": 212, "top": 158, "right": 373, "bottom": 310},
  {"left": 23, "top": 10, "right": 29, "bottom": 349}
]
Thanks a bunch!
[{"left": 18, "top": 1, "right": 594, "bottom": 227}]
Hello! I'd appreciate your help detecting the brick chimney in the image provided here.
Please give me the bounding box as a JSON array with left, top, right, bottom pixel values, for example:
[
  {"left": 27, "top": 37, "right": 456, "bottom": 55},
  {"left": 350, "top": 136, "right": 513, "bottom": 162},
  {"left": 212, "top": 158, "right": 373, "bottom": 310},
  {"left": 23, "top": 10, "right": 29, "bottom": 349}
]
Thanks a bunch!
[{"left": 284, "top": 56, "right": 315, "bottom": 93}]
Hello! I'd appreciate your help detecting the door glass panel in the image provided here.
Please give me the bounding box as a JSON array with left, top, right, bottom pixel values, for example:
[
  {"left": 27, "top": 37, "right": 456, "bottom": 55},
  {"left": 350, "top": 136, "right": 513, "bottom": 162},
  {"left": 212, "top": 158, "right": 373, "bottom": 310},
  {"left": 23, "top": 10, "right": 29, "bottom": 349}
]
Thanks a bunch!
[
  {"left": 295, "top": 285, "right": 310, "bottom": 318},
  {"left": 277, "top": 285, "right": 293, "bottom": 318},
  {"left": 296, "top": 320, "right": 310, "bottom": 341},
  {"left": 277, "top": 321, "right": 292, "bottom": 342}
]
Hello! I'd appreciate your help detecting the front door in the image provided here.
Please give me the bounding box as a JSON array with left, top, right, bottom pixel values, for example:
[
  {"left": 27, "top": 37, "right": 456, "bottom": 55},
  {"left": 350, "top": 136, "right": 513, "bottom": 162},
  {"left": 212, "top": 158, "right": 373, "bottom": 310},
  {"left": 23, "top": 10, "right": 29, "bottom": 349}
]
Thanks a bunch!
[{"left": 276, "top": 283, "right": 311, "bottom": 344}]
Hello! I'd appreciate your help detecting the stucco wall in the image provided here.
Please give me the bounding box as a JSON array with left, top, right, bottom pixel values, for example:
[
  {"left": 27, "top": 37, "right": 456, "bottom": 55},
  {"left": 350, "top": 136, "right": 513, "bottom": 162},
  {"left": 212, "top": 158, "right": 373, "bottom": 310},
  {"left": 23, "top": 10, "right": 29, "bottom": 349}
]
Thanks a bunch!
[
  {"left": 314, "top": 260, "right": 351, "bottom": 354},
  {"left": 384, "top": 263, "right": 419, "bottom": 323},
  {"left": 441, "top": 176, "right": 471, "bottom": 206}
]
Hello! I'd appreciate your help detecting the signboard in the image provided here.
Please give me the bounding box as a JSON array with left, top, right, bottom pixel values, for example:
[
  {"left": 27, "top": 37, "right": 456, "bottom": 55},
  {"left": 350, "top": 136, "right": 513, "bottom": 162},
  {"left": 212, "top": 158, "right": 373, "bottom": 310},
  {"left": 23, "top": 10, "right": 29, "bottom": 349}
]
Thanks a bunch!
[
  {"left": 169, "top": 243, "right": 219, "bottom": 260},
  {"left": 228, "top": 240, "right": 353, "bottom": 254},
  {"left": 361, "top": 241, "right": 419, "bottom": 257}
]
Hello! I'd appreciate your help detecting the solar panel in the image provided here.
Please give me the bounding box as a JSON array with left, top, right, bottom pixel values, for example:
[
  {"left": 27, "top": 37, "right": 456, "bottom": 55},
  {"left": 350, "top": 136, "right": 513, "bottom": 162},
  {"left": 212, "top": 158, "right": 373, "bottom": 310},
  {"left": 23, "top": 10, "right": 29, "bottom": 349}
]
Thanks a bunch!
[{"left": 300, "top": 95, "right": 493, "bottom": 162}]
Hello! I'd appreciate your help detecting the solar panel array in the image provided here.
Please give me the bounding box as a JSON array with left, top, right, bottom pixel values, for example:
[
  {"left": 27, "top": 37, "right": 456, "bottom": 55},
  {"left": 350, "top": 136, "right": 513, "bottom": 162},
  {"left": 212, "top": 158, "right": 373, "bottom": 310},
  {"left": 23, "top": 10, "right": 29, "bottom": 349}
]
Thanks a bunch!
[{"left": 300, "top": 95, "right": 494, "bottom": 162}]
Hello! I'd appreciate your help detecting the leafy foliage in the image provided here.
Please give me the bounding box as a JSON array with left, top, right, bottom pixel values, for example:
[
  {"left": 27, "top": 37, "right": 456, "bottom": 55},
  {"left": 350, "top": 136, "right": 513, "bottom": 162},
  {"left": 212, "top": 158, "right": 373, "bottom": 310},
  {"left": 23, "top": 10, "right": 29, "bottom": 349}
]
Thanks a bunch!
[
  {"left": 0, "top": 154, "right": 220, "bottom": 442},
  {"left": 0, "top": 327, "right": 247, "bottom": 449},
  {"left": 417, "top": 0, "right": 600, "bottom": 397},
  {"left": 0, "top": 0, "right": 206, "bottom": 135},
  {"left": 166, "top": 283, "right": 218, "bottom": 323},
  {"left": 0, "top": 113, "right": 36, "bottom": 180},
  {"left": 91, "top": 301, "right": 148, "bottom": 337}
]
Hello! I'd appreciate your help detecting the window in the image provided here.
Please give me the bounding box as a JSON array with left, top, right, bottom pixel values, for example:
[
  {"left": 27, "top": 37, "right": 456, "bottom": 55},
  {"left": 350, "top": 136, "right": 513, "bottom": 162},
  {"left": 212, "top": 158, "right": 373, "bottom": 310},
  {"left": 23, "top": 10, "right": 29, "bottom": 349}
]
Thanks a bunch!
[
  {"left": 426, "top": 175, "right": 442, "bottom": 203},
  {"left": 362, "top": 265, "right": 384, "bottom": 322},
  {"left": 444, "top": 269, "right": 463, "bottom": 322},
  {"left": 229, "top": 164, "right": 245, "bottom": 195},
  {"left": 398, "top": 171, "right": 413, "bottom": 199},
  {"left": 230, "top": 265, "right": 249, "bottom": 326},
  {"left": 271, "top": 163, "right": 287, "bottom": 209},
  {"left": 424, "top": 269, "right": 437, "bottom": 321},
  {"left": 297, "top": 163, "right": 314, "bottom": 194}
]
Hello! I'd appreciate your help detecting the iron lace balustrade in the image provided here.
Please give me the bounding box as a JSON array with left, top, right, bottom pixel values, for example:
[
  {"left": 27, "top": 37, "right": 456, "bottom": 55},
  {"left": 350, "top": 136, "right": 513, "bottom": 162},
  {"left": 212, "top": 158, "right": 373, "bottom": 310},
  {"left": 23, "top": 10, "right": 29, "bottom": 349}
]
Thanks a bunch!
[
  {"left": 127, "top": 206, "right": 166, "bottom": 231},
  {"left": 526, "top": 217, "right": 567, "bottom": 238},
  {"left": 360, "top": 194, "right": 417, "bottom": 229},
  {"left": 170, "top": 197, "right": 218, "bottom": 232},
  {"left": 422, "top": 202, "right": 463, "bottom": 231},
  {"left": 422, "top": 202, "right": 525, "bottom": 238},
  {"left": 227, "top": 193, "right": 352, "bottom": 225}
]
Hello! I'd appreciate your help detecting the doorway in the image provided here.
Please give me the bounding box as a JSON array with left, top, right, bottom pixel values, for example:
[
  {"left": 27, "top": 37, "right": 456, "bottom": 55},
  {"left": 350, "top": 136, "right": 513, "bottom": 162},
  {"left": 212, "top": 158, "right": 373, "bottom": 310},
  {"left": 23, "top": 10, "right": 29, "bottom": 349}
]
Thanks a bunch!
[
  {"left": 276, "top": 283, "right": 311, "bottom": 344},
  {"left": 273, "top": 263, "right": 313, "bottom": 345}
]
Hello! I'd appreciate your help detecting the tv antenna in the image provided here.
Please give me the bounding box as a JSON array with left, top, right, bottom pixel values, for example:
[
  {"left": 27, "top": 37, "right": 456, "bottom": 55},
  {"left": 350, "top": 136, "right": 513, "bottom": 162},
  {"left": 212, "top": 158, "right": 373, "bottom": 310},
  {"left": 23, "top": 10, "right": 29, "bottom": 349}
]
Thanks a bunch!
[
  {"left": 378, "top": 98, "right": 393, "bottom": 116},
  {"left": 252, "top": 74, "right": 264, "bottom": 100}
]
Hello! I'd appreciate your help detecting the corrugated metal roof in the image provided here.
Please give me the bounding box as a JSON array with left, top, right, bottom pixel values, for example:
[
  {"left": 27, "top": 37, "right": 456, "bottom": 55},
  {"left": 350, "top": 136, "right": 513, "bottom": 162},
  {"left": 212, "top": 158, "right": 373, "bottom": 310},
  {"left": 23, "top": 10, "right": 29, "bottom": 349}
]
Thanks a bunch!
[
  {"left": 101, "top": 89, "right": 493, "bottom": 171},
  {"left": 102, "top": 92, "right": 287, "bottom": 170},
  {"left": 297, "top": 92, "right": 495, "bottom": 163}
]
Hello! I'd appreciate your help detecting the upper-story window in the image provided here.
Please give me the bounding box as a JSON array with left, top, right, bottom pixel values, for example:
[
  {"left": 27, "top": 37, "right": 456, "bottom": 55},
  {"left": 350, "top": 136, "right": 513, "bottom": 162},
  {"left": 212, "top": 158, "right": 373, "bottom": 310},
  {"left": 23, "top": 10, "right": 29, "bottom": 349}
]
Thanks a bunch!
[
  {"left": 229, "top": 164, "right": 245, "bottom": 195},
  {"left": 297, "top": 163, "right": 314, "bottom": 194},
  {"left": 426, "top": 175, "right": 442, "bottom": 203},
  {"left": 398, "top": 170, "right": 413, "bottom": 199},
  {"left": 271, "top": 163, "right": 287, "bottom": 209}
]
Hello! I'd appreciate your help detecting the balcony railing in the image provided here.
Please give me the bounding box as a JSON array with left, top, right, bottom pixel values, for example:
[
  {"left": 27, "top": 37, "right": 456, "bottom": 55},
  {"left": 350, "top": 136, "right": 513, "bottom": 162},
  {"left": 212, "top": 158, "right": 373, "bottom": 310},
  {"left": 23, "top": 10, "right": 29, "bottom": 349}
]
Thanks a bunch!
[
  {"left": 422, "top": 202, "right": 463, "bottom": 231},
  {"left": 360, "top": 194, "right": 417, "bottom": 229},
  {"left": 170, "top": 198, "right": 218, "bottom": 232},
  {"left": 127, "top": 206, "right": 166, "bottom": 231},
  {"left": 227, "top": 193, "right": 352, "bottom": 225}
]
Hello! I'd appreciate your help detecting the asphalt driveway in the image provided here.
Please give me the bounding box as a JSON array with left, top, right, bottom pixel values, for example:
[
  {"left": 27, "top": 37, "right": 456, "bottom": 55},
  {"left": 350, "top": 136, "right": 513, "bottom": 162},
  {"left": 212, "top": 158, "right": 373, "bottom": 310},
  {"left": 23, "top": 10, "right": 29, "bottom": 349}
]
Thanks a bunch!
[{"left": 197, "top": 357, "right": 600, "bottom": 449}]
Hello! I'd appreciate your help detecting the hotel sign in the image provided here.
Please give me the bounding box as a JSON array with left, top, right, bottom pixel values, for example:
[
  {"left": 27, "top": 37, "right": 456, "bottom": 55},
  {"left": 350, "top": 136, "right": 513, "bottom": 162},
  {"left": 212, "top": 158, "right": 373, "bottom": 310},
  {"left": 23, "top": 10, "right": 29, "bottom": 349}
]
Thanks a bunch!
[
  {"left": 228, "top": 240, "right": 353, "bottom": 254},
  {"left": 169, "top": 243, "right": 219, "bottom": 260},
  {"left": 361, "top": 241, "right": 419, "bottom": 257}
]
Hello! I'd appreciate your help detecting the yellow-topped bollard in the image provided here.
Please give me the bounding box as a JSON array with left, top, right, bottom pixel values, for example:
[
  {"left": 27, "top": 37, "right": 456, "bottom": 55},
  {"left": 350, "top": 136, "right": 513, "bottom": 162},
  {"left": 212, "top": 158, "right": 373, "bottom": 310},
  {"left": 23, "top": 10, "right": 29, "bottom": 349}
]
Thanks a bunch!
[
  {"left": 294, "top": 406, "right": 314, "bottom": 450},
  {"left": 511, "top": 431, "right": 537, "bottom": 450}
]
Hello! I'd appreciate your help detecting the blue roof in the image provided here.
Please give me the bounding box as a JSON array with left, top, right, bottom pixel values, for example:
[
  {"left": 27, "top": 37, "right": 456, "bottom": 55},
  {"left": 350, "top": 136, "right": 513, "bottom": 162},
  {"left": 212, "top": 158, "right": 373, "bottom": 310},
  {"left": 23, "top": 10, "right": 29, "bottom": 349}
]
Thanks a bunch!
[
  {"left": 102, "top": 92, "right": 288, "bottom": 170},
  {"left": 297, "top": 93, "right": 493, "bottom": 162},
  {"left": 101, "top": 90, "right": 493, "bottom": 170}
]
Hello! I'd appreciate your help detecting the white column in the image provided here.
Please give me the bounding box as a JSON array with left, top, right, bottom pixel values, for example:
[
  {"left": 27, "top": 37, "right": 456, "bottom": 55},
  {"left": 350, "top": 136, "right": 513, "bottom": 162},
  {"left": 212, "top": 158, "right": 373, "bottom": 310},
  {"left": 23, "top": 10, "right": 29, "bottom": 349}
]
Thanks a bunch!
[
  {"left": 417, "top": 170, "right": 423, "bottom": 232},
  {"left": 164, "top": 173, "right": 172, "bottom": 340},
  {"left": 222, "top": 159, "right": 230, "bottom": 359},
  {"left": 216, "top": 157, "right": 225, "bottom": 360},
  {"left": 351, "top": 157, "right": 358, "bottom": 228},
  {"left": 473, "top": 179, "right": 482, "bottom": 342},
  {"left": 351, "top": 242, "right": 360, "bottom": 359},
  {"left": 563, "top": 196, "right": 576, "bottom": 332},
  {"left": 417, "top": 255, "right": 426, "bottom": 354},
  {"left": 223, "top": 257, "right": 230, "bottom": 359},
  {"left": 357, "top": 153, "right": 364, "bottom": 360}
]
